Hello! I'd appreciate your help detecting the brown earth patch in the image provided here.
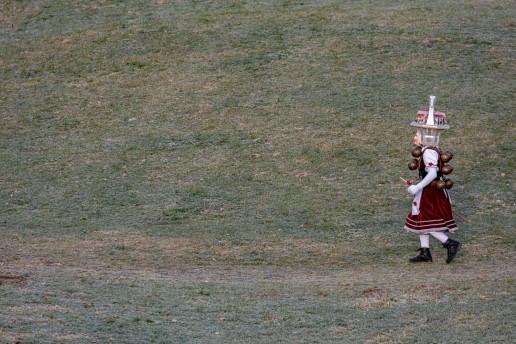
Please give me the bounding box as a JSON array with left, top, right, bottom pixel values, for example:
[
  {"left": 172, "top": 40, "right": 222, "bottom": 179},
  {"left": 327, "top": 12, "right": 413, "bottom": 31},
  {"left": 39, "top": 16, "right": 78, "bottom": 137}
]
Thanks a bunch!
[
  {"left": 362, "top": 287, "right": 388, "bottom": 298},
  {"left": 0, "top": 275, "right": 28, "bottom": 286}
]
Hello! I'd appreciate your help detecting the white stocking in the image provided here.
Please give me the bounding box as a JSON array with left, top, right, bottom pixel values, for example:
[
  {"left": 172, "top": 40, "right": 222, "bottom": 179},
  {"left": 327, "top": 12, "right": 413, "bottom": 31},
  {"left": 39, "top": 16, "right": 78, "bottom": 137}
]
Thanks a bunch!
[
  {"left": 419, "top": 234, "right": 430, "bottom": 248},
  {"left": 430, "top": 231, "right": 449, "bottom": 243}
]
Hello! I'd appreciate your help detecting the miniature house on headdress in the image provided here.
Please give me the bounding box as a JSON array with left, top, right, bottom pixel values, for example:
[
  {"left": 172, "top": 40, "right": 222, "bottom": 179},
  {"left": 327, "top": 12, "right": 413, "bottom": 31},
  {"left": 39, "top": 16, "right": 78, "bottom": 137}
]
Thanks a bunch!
[{"left": 411, "top": 95, "right": 449, "bottom": 146}]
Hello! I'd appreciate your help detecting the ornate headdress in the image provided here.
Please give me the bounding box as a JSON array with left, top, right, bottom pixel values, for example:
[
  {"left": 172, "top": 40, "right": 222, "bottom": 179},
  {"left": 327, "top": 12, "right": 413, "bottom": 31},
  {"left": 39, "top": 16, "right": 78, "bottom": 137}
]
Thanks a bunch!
[{"left": 411, "top": 95, "right": 449, "bottom": 146}]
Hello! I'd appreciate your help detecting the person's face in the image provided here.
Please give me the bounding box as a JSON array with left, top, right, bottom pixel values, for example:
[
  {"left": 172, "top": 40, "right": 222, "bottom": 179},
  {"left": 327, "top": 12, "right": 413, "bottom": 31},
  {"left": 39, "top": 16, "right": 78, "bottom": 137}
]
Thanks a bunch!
[{"left": 414, "top": 131, "right": 421, "bottom": 146}]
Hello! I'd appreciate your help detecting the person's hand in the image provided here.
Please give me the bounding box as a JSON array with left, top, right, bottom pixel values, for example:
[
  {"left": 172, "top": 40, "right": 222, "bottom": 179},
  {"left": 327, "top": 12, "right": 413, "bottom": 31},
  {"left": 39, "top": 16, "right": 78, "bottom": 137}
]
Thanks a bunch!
[{"left": 407, "top": 185, "right": 420, "bottom": 195}]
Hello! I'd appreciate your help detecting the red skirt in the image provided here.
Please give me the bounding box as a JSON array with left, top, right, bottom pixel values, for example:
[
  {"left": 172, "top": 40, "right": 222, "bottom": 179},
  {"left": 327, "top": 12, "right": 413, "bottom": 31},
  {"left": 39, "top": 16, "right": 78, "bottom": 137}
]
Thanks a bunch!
[{"left": 404, "top": 186, "right": 458, "bottom": 233}]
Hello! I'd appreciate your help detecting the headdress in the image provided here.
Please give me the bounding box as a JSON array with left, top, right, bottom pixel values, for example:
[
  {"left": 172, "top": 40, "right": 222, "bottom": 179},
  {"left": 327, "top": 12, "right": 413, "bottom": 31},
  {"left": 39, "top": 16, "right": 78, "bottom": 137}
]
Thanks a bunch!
[{"left": 411, "top": 95, "right": 449, "bottom": 146}]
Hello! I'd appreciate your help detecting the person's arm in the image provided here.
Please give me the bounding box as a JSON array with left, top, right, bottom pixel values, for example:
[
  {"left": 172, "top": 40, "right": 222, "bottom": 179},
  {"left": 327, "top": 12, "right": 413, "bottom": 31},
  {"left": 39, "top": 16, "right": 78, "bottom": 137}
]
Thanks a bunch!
[
  {"left": 407, "top": 168, "right": 437, "bottom": 195},
  {"left": 407, "top": 149, "right": 439, "bottom": 195}
]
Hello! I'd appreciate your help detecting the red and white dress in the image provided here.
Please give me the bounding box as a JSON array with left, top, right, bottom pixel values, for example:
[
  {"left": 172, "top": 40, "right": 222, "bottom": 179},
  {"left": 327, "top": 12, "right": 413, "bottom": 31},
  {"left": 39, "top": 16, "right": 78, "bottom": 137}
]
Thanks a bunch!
[{"left": 404, "top": 147, "right": 458, "bottom": 233}]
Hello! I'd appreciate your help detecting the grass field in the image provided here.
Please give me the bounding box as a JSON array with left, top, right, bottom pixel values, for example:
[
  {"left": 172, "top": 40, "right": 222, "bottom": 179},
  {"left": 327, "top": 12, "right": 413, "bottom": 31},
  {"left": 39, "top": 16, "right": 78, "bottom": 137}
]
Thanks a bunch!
[{"left": 1, "top": 0, "right": 515, "bottom": 343}]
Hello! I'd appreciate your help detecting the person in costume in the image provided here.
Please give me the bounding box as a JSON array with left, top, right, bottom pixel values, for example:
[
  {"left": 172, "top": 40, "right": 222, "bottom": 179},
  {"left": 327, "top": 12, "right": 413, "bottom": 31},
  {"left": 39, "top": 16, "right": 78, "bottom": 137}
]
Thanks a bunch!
[{"left": 404, "top": 96, "right": 462, "bottom": 263}]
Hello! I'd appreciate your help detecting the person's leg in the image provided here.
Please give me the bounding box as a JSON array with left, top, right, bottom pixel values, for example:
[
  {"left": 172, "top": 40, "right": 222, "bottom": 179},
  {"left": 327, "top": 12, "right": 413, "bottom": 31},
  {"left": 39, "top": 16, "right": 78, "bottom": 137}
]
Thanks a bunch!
[
  {"left": 429, "top": 231, "right": 448, "bottom": 243},
  {"left": 430, "top": 232, "right": 461, "bottom": 263},
  {"left": 420, "top": 234, "right": 430, "bottom": 248},
  {"left": 409, "top": 234, "right": 432, "bottom": 263}
]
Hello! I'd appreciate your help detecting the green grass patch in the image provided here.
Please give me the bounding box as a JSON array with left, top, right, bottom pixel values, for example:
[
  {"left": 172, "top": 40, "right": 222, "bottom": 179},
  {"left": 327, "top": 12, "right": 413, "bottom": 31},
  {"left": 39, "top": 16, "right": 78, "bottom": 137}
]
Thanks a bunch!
[{"left": 1, "top": 0, "right": 514, "bottom": 343}]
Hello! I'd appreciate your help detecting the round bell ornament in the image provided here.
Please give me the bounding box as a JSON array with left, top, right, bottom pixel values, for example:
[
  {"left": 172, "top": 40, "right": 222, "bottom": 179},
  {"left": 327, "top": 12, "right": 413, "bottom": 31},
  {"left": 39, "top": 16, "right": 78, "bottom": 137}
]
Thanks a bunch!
[
  {"left": 441, "top": 151, "right": 453, "bottom": 163},
  {"left": 411, "top": 146, "right": 422, "bottom": 157},
  {"left": 444, "top": 177, "right": 454, "bottom": 189},
  {"left": 408, "top": 159, "right": 419, "bottom": 170},
  {"left": 436, "top": 180, "right": 446, "bottom": 190},
  {"left": 442, "top": 165, "right": 453, "bottom": 175}
]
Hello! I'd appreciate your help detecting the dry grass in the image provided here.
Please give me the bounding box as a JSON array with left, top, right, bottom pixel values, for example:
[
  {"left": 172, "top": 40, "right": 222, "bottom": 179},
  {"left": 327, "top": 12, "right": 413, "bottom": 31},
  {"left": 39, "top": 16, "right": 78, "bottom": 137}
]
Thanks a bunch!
[{"left": 1, "top": 0, "right": 514, "bottom": 342}]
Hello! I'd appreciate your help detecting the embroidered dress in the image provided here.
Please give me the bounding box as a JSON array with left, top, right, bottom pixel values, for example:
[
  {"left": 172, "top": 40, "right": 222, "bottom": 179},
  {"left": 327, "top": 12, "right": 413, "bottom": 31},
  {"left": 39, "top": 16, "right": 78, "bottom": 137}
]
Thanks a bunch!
[{"left": 404, "top": 148, "right": 458, "bottom": 233}]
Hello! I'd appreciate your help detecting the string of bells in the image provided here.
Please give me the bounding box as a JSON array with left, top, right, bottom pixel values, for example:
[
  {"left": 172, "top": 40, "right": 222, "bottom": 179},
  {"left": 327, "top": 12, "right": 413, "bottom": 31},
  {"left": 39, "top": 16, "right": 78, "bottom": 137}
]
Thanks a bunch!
[{"left": 408, "top": 147, "right": 454, "bottom": 190}]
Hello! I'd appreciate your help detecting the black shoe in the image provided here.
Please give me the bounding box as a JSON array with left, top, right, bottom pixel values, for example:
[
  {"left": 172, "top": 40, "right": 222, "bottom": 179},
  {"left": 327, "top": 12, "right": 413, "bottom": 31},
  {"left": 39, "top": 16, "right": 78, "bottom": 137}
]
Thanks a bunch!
[
  {"left": 409, "top": 248, "right": 433, "bottom": 263},
  {"left": 443, "top": 239, "right": 462, "bottom": 263}
]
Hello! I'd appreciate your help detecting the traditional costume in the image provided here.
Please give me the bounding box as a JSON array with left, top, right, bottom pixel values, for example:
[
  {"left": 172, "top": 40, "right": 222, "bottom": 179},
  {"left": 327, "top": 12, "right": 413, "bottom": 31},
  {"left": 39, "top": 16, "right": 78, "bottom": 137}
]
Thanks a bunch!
[{"left": 404, "top": 96, "right": 462, "bottom": 263}]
